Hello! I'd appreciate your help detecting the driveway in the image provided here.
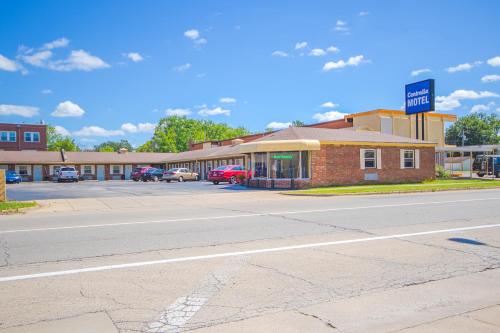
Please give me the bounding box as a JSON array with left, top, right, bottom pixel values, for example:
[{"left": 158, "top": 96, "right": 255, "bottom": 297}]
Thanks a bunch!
[{"left": 6, "top": 180, "right": 256, "bottom": 201}]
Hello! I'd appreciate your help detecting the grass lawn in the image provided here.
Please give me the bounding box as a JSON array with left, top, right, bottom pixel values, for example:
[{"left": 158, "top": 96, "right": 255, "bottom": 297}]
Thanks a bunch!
[
  {"left": 0, "top": 201, "right": 37, "bottom": 214},
  {"left": 284, "top": 179, "right": 500, "bottom": 196}
]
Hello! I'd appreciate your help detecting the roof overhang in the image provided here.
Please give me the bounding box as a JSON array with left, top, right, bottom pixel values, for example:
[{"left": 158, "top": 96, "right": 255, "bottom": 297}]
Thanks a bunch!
[{"left": 239, "top": 139, "right": 321, "bottom": 153}]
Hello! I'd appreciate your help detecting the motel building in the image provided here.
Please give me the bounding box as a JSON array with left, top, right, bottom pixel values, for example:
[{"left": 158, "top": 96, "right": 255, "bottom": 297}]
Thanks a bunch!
[{"left": 0, "top": 109, "right": 456, "bottom": 187}]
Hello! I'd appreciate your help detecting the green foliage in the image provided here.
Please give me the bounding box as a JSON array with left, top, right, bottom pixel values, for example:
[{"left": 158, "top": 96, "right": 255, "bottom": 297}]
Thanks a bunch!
[
  {"left": 47, "top": 125, "right": 80, "bottom": 152},
  {"left": 292, "top": 120, "right": 305, "bottom": 127},
  {"left": 140, "top": 116, "right": 250, "bottom": 152},
  {"left": 435, "top": 164, "right": 451, "bottom": 179},
  {"left": 445, "top": 113, "right": 500, "bottom": 146},
  {"left": 94, "top": 140, "right": 133, "bottom": 152}
]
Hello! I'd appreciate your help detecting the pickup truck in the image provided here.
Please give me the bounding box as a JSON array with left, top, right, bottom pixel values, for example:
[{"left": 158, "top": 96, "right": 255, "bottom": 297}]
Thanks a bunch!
[
  {"left": 56, "top": 167, "right": 79, "bottom": 182},
  {"left": 475, "top": 155, "right": 500, "bottom": 178}
]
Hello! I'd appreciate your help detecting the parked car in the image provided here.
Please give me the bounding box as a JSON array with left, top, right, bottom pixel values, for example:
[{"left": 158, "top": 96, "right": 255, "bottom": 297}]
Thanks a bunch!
[
  {"left": 131, "top": 167, "right": 154, "bottom": 181},
  {"left": 162, "top": 168, "right": 199, "bottom": 182},
  {"left": 475, "top": 155, "right": 500, "bottom": 178},
  {"left": 56, "top": 167, "right": 79, "bottom": 182},
  {"left": 5, "top": 170, "right": 22, "bottom": 184},
  {"left": 141, "top": 168, "right": 164, "bottom": 182},
  {"left": 208, "top": 165, "right": 248, "bottom": 185}
]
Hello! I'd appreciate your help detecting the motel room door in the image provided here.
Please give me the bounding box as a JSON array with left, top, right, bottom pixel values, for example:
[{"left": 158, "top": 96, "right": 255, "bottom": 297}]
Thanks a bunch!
[
  {"left": 124, "top": 165, "right": 132, "bottom": 180},
  {"left": 97, "top": 165, "right": 105, "bottom": 181},
  {"left": 33, "top": 165, "right": 43, "bottom": 181}
]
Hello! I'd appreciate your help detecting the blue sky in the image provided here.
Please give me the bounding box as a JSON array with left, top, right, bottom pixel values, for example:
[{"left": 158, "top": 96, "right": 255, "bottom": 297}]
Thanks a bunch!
[{"left": 0, "top": 0, "right": 499, "bottom": 148}]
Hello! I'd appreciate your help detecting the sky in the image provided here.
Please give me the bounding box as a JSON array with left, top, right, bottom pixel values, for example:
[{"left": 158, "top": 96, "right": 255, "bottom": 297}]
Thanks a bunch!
[{"left": 0, "top": 0, "right": 499, "bottom": 148}]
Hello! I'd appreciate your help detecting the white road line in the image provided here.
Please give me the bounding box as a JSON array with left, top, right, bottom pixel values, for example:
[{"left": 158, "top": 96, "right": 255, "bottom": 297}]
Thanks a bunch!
[
  {"left": 1, "top": 197, "right": 499, "bottom": 234},
  {"left": 1, "top": 223, "right": 499, "bottom": 283}
]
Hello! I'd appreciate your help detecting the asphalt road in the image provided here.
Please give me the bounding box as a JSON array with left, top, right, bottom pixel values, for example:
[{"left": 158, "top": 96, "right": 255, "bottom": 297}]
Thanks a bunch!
[
  {"left": 1, "top": 189, "right": 500, "bottom": 332},
  {"left": 6, "top": 180, "right": 254, "bottom": 201}
]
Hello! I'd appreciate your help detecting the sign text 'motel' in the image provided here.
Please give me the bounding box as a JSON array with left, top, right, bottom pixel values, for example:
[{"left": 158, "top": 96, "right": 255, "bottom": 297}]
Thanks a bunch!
[{"left": 405, "top": 79, "right": 435, "bottom": 115}]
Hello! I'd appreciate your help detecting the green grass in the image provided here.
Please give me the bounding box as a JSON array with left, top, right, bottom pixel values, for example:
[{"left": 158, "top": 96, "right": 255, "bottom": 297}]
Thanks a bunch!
[
  {"left": 284, "top": 179, "right": 500, "bottom": 196},
  {"left": 0, "top": 201, "right": 37, "bottom": 214}
]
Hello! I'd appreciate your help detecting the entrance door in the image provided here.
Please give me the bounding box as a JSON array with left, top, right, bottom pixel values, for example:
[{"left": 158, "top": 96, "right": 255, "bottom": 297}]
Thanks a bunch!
[
  {"left": 124, "top": 165, "right": 132, "bottom": 180},
  {"left": 97, "top": 165, "right": 105, "bottom": 181},
  {"left": 33, "top": 165, "right": 43, "bottom": 181}
]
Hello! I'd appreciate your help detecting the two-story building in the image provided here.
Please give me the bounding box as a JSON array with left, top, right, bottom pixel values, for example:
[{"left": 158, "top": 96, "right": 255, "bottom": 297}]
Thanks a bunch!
[{"left": 0, "top": 123, "right": 47, "bottom": 151}]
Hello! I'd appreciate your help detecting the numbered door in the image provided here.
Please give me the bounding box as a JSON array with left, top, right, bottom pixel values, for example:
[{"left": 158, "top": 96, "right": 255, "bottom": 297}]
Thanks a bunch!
[
  {"left": 97, "top": 165, "right": 105, "bottom": 181},
  {"left": 33, "top": 165, "right": 43, "bottom": 181},
  {"left": 124, "top": 165, "right": 133, "bottom": 180}
]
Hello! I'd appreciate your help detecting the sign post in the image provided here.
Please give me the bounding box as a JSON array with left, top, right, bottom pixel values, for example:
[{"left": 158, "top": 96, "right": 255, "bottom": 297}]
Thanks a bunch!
[{"left": 405, "top": 79, "right": 435, "bottom": 140}]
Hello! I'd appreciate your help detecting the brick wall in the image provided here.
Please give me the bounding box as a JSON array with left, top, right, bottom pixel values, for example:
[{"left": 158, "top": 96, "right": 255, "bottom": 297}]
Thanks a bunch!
[
  {"left": 0, "top": 123, "right": 47, "bottom": 151},
  {"left": 310, "top": 145, "right": 435, "bottom": 186}
]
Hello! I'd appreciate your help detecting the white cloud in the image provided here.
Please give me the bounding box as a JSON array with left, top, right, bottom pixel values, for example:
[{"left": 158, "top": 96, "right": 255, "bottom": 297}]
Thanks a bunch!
[
  {"left": 198, "top": 106, "right": 231, "bottom": 116},
  {"left": 295, "top": 41, "right": 308, "bottom": 50},
  {"left": 121, "top": 122, "right": 155, "bottom": 133},
  {"left": 487, "top": 56, "right": 500, "bottom": 67},
  {"left": 470, "top": 103, "right": 494, "bottom": 113},
  {"left": 323, "top": 55, "right": 365, "bottom": 72},
  {"left": 326, "top": 46, "right": 340, "bottom": 53},
  {"left": 219, "top": 97, "right": 236, "bottom": 104},
  {"left": 335, "top": 20, "right": 349, "bottom": 32},
  {"left": 43, "top": 37, "right": 70, "bottom": 50},
  {"left": 266, "top": 121, "right": 291, "bottom": 130},
  {"left": 481, "top": 74, "right": 500, "bottom": 83},
  {"left": 446, "top": 61, "right": 481, "bottom": 73},
  {"left": 126, "top": 52, "right": 143, "bottom": 62},
  {"left": 271, "top": 50, "right": 288, "bottom": 57},
  {"left": 309, "top": 48, "right": 326, "bottom": 56},
  {"left": 165, "top": 108, "right": 192, "bottom": 116},
  {"left": 312, "top": 111, "right": 347, "bottom": 122},
  {"left": 54, "top": 125, "right": 70, "bottom": 136},
  {"left": 435, "top": 89, "right": 499, "bottom": 111},
  {"left": 359, "top": 11, "right": 370, "bottom": 16},
  {"left": 173, "top": 63, "right": 191, "bottom": 72},
  {"left": 73, "top": 126, "right": 124, "bottom": 137},
  {"left": 184, "top": 29, "right": 200, "bottom": 40},
  {"left": 41, "top": 89, "right": 52, "bottom": 94},
  {"left": 194, "top": 38, "right": 207, "bottom": 46},
  {"left": 21, "top": 50, "right": 53, "bottom": 67},
  {"left": 51, "top": 101, "right": 85, "bottom": 117},
  {"left": 320, "top": 101, "right": 339, "bottom": 108},
  {"left": 411, "top": 68, "right": 431, "bottom": 76},
  {"left": 48, "top": 50, "right": 109, "bottom": 71},
  {"left": 0, "top": 54, "right": 22, "bottom": 72},
  {"left": 0, "top": 104, "right": 39, "bottom": 117}
]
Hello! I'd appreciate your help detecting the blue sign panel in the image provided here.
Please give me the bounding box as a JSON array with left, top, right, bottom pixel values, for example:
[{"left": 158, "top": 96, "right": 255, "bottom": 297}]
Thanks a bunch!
[{"left": 405, "top": 79, "right": 435, "bottom": 115}]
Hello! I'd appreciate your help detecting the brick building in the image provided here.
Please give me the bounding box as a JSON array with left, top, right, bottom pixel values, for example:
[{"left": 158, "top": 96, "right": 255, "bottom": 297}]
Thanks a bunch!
[{"left": 0, "top": 123, "right": 47, "bottom": 151}]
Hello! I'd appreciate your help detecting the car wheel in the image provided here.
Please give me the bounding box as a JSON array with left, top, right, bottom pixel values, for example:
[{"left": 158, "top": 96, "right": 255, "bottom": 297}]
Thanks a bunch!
[
  {"left": 166, "top": 180, "right": 171, "bottom": 183},
  {"left": 179, "top": 176, "right": 184, "bottom": 182},
  {"left": 196, "top": 175, "right": 200, "bottom": 181},
  {"left": 477, "top": 173, "right": 484, "bottom": 177},
  {"left": 153, "top": 176, "right": 159, "bottom": 182},
  {"left": 230, "top": 176, "right": 237, "bottom": 184},
  {"left": 213, "top": 181, "right": 219, "bottom": 185},
  {"left": 496, "top": 171, "right": 500, "bottom": 178}
]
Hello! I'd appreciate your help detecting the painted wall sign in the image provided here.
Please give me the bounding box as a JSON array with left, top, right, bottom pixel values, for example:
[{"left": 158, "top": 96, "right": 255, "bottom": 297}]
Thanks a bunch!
[
  {"left": 272, "top": 154, "right": 294, "bottom": 159},
  {"left": 405, "top": 79, "right": 435, "bottom": 115}
]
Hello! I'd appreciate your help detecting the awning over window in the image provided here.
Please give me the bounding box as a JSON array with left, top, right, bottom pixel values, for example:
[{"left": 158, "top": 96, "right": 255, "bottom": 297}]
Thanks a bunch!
[{"left": 238, "top": 139, "right": 321, "bottom": 153}]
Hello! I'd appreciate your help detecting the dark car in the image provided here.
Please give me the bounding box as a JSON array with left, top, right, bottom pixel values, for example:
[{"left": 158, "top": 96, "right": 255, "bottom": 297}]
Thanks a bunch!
[
  {"left": 131, "top": 167, "right": 154, "bottom": 181},
  {"left": 141, "top": 168, "right": 164, "bottom": 182},
  {"left": 475, "top": 155, "right": 500, "bottom": 178},
  {"left": 5, "top": 170, "right": 22, "bottom": 184}
]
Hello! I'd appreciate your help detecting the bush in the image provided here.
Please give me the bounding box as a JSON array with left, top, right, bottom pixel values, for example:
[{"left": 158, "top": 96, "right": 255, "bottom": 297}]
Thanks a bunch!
[
  {"left": 237, "top": 173, "right": 246, "bottom": 184},
  {"left": 435, "top": 164, "right": 451, "bottom": 179}
]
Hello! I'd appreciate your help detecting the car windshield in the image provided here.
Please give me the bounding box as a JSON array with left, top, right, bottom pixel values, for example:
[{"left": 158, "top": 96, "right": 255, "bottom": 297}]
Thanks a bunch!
[
  {"left": 167, "top": 168, "right": 180, "bottom": 172},
  {"left": 6, "top": 171, "right": 16, "bottom": 175},
  {"left": 215, "top": 166, "right": 228, "bottom": 170},
  {"left": 61, "top": 167, "right": 74, "bottom": 171}
]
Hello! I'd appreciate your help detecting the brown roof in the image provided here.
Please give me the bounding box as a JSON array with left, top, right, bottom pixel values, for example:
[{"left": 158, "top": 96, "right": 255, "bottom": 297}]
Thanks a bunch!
[
  {"left": 0, "top": 151, "right": 173, "bottom": 164},
  {"left": 252, "top": 127, "right": 435, "bottom": 145},
  {"left": 167, "top": 144, "right": 244, "bottom": 162}
]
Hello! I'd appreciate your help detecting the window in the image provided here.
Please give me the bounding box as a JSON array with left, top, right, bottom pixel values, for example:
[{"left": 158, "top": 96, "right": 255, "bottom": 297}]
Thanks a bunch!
[
  {"left": 403, "top": 150, "right": 415, "bottom": 168},
  {"left": 363, "top": 149, "right": 376, "bottom": 169},
  {"left": 0, "top": 131, "right": 16, "bottom": 142},
  {"left": 24, "top": 132, "right": 40, "bottom": 143},
  {"left": 111, "top": 165, "right": 122, "bottom": 174},
  {"left": 232, "top": 166, "right": 243, "bottom": 171},
  {"left": 83, "top": 165, "right": 93, "bottom": 174},
  {"left": 300, "top": 151, "right": 310, "bottom": 178},
  {"left": 254, "top": 152, "right": 268, "bottom": 178},
  {"left": 18, "top": 165, "right": 29, "bottom": 175},
  {"left": 271, "top": 151, "right": 300, "bottom": 179}
]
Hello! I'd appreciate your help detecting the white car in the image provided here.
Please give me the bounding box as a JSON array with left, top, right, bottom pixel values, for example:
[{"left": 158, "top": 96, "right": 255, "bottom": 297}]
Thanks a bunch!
[{"left": 56, "top": 167, "right": 79, "bottom": 182}]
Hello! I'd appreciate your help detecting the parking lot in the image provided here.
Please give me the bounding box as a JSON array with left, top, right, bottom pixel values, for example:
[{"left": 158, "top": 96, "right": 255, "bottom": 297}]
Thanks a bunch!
[{"left": 6, "top": 180, "right": 256, "bottom": 201}]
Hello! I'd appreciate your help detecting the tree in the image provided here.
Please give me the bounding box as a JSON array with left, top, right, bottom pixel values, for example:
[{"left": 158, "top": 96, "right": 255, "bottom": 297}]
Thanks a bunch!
[
  {"left": 138, "top": 116, "right": 250, "bottom": 152},
  {"left": 94, "top": 140, "right": 133, "bottom": 152},
  {"left": 47, "top": 125, "right": 80, "bottom": 151},
  {"left": 445, "top": 113, "right": 500, "bottom": 146},
  {"left": 292, "top": 120, "right": 305, "bottom": 127}
]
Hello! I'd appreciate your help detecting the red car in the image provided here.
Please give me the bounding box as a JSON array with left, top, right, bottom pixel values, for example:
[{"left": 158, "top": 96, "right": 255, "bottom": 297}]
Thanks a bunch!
[
  {"left": 208, "top": 165, "right": 248, "bottom": 185},
  {"left": 131, "top": 166, "right": 154, "bottom": 181}
]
